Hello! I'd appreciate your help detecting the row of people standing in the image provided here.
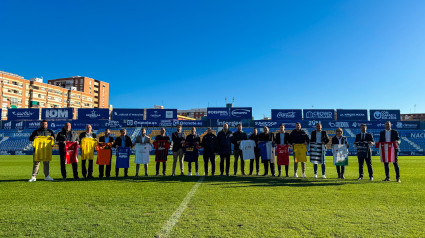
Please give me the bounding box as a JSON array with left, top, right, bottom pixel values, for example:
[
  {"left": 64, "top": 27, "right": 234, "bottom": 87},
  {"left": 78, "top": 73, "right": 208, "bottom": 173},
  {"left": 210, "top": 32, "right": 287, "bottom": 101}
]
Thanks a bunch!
[
  {"left": 28, "top": 121, "right": 133, "bottom": 182},
  {"left": 27, "top": 121, "right": 401, "bottom": 182},
  {"left": 208, "top": 121, "right": 400, "bottom": 182}
]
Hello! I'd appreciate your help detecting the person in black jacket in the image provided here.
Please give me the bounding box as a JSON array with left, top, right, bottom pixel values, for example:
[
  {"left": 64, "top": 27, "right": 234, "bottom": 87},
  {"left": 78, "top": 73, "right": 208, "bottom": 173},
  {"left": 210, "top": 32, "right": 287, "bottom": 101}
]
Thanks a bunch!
[
  {"left": 98, "top": 128, "right": 115, "bottom": 178},
  {"left": 290, "top": 122, "right": 310, "bottom": 178},
  {"left": 201, "top": 128, "right": 218, "bottom": 176},
  {"left": 217, "top": 123, "right": 233, "bottom": 176},
  {"left": 248, "top": 128, "right": 260, "bottom": 176},
  {"left": 56, "top": 122, "right": 79, "bottom": 180},
  {"left": 259, "top": 126, "right": 275, "bottom": 176},
  {"left": 354, "top": 124, "right": 374, "bottom": 181},
  {"left": 379, "top": 121, "right": 401, "bottom": 183},
  {"left": 28, "top": 120, "right": 55, "bottom": 182},
  {"left": 232, "top": 124, "right": 248, "bottom": 176},
  {"left": 332, "top": 128, "right": 349, "bottom": 179},
  {"left": 114, "top": 128, "right": 133, "bottom": 177},
  {"left": 185, "top": 127, "right": 201, "bottom": 176},
  {"left": 171, "top": 124, "right": 186, "bottom": 176},
  {"left": 79, "top": 124, "right": 97, "bottom": 179},
  {"left": 274, "top": 123, "right": 291, "bottom": 177},
  {"left": 310, "top": 123, "right": 329, "bottom": 179}
]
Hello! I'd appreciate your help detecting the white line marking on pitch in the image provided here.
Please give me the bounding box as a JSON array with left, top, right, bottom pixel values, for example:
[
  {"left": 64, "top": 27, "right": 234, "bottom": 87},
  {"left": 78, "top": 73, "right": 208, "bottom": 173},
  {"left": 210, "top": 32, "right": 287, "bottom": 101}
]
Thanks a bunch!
[{"left": 156, "top": 156, "right": 217, "bottom": 238}]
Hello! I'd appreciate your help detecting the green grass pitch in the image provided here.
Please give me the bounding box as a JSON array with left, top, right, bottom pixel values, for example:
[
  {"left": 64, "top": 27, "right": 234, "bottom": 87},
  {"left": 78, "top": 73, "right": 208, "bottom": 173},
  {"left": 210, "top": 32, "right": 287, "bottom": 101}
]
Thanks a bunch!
[{"left": 0, "top": 155, "right": 424, "bottom": 237}]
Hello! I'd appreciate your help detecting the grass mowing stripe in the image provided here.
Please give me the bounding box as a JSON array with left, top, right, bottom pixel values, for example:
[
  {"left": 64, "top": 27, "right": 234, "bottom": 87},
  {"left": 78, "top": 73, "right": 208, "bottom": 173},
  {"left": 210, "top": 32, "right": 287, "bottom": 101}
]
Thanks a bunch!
[{"left": 156, "top": 155, "right": 218, "bottom": 238}]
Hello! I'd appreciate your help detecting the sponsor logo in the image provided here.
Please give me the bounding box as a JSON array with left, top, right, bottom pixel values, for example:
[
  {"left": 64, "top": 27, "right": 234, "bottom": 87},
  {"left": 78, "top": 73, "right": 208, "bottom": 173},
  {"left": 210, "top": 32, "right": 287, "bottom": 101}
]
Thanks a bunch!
[
  {"left": 208, "top": 110, "right": 229, "bottom": 116},
  {"left": 216, "top": 120, "right": 241, "bottom": 127},
  {"left": 339, "top": 113, "right": 366, "bottom": 118},
  {"left": 305, "top": 111, "right": 333, "bottom": 119},
  {"left": 231, "top": 109, "right": 251, "bottom": 118},
  {"left": 45, "top": 109, "right": 69, "bottom": 119},
  {"left": 372, "top": 111, "right": 398, "bottom": 120},
  {"left": 165, "top": 111, "right": 174, "bottom": 119},
  {"left": 254, "top": 121, "right": 278, "bottom": 127},
  {"left": 3, "top": 121, "right": 12, "bottom": 129},
  {"left": 328, "top": 121, "right": 349, "bottom": 128},
  {"left": 149, "top": 111, "right": 162, "bottom": 119},
  {"left": 11, "top": 111, "right": 36, "bottom": 118},
  {"left": 276, "top": 112, "right": 297, "bottom": 119},
  {"left": 85, "top": 110, "right": 101, "bottom": 119}
]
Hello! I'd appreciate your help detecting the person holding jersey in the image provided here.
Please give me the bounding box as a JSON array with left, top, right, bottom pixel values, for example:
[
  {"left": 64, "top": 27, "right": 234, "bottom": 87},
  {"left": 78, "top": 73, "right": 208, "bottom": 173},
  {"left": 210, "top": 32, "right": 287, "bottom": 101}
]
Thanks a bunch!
[
  {"left": 310, "top": 123, "right": 329, "bottom": 179},
  {"left": 354, "top": 124, "right": 374, "bottom": 181},
  {"left": 114, "top": 128, "right": 133, "bottom": 177},
  {"left": 28, "top": 120, "right": 55, "bottom": 182},
  {"left": 56, "top": 122, "right": 79, "bottom": 180},
  {"left": 248, "top": 128, "right": 261, "bottom": 176},
  {"left": 134, "top": 127, "right": 151, "bottom": 177},
  {"left": 290, "top": 122, "right": 309, "bottom": 178},
  {"left": 98, "top": 128, "right": 115, "bottom": 178},
  {"left": 274, "top": 123, "right": 291, "bottom": 177},
  {"left": 379, "top": 121, "right": 401, "bottom": 183},
  {"left": 185, "top": 127, "right": 201, "bottom": 176},
  {"left": 259, "top": 126, "right": 275, "bottom": 176},
  {"left": 332, "top": 128, "right": 349, "bottom": 179},
  {"left": 79, "top": 124, "right": 97, "bottom": 179}
]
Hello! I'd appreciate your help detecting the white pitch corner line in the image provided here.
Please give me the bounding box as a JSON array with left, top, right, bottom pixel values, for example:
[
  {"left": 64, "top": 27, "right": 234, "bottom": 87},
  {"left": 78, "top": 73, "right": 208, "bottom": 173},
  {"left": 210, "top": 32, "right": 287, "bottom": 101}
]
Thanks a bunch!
[
  {"left": 157, "top": 176, "right": 205, "bottom": 238},
  {"left": 156, "top": 156, "right": 217, "bottom": 238}
]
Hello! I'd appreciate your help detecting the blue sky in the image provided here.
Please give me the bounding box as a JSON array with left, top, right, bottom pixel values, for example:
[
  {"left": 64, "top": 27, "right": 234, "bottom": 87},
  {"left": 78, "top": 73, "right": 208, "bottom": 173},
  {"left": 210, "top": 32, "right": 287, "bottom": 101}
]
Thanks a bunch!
[{"left": 1, "top": 0, "right": 424, "bottom": 119}]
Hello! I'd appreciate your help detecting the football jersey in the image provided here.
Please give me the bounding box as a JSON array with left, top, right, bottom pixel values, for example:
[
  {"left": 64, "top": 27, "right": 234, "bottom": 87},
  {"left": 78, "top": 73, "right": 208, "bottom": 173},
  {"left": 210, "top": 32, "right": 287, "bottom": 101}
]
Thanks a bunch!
[
  {"left": 356, "top": 142, "right": 369, "bottom": 158},
  {"left": 376, "top": 142, "right": 397, "bottom": 163},
  {"left": 96, "top": 142, "right": 112, "bottom": 165},
  {"left": 33, "top": 136, "right": 54, "bottom": 162},
  {"left": 116, "top": 147, "right": 131, "bottom": 168},
  {"left": 154, "top": 140, "right": 171, "bottom": 162},
  {"left": 65, "top": 141, "right": 79, "bottom": 164},
  {"left": 134, "top": 143, "right": 152, "bottom": 164},
  {"left": 81, "top": 137, "right": 98, "bottom": 160},
  {"left": 309, "top": 143, "right": 325, "bottom": 164},
  {"left": 332, "top": 144, "right": 349, "bottom": 166},
  {"left": 259, "top": 141, "right": 273, "bottom": 162},
  {"left": 276, "top": 144, "right": 290, "bottom": 166},
  {"left": 184, "top": 145, "right": 199, "bottom": 162},
  {"left": 240, "top": 140, "right": 256, "bottom": 160},
  {"left": 293, "top": 144, "right": 307, "bottom": 163}
]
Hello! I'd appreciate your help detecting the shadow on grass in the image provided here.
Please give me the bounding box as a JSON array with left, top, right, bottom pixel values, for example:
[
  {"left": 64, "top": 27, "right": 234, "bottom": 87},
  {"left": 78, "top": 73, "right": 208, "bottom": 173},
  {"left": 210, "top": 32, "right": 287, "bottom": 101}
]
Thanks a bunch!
[{"left": 0, "top": 175, "right": 375, "bottom": 187}]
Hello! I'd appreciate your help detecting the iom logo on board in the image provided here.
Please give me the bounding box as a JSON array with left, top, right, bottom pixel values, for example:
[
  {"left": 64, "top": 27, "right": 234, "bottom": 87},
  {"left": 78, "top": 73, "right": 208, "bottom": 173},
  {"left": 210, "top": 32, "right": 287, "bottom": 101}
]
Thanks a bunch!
[{"left": 45, "top": 109, "right": 69, "bottom": 119}]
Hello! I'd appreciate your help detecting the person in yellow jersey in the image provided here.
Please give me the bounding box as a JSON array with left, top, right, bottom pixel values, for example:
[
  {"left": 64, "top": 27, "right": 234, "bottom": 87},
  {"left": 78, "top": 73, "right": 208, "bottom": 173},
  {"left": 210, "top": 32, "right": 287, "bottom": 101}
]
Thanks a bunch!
[
  {"left": 79, "top": 124, "right": 97, "bottom": 179},
  {"left": 290, "top": 122, "right": 310, "bottom": 178},
  {"left": 28, "top": 120, "right": 55, "bottom": 182}
]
